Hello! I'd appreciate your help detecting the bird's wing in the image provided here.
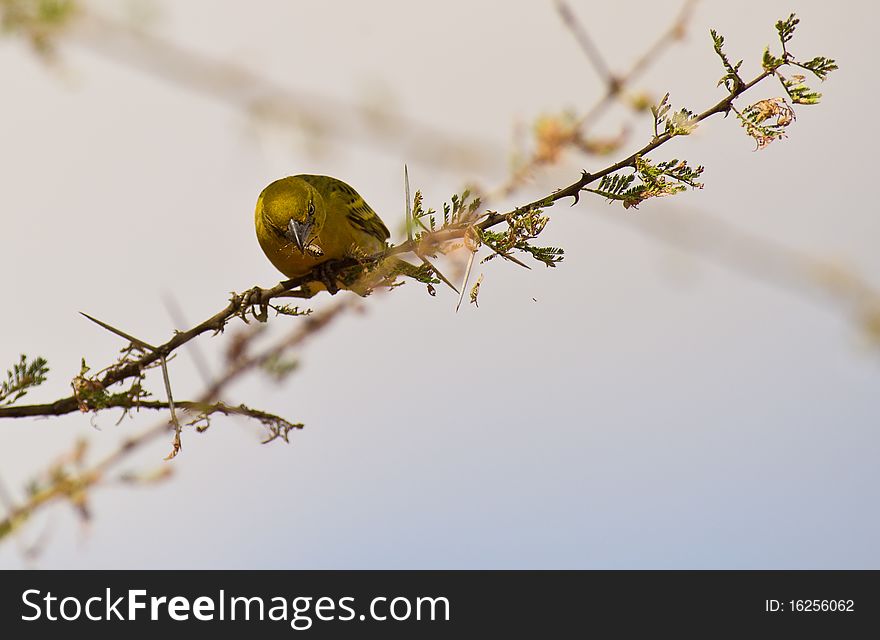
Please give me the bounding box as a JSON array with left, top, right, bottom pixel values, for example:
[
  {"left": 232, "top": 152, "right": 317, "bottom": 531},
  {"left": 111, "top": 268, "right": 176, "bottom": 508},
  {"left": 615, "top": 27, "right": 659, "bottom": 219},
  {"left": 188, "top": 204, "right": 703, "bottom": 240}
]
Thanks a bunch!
[{"left": 298, "top": 174, "right": 390, "bottom": 243}]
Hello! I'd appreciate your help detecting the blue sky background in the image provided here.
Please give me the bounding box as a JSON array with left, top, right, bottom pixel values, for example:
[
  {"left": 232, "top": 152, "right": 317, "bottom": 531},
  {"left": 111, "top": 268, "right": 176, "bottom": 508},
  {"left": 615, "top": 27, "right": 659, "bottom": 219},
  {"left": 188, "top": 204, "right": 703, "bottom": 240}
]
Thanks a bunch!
[{"left": 1, "top": 0, "right": 877, "bottom": 568}]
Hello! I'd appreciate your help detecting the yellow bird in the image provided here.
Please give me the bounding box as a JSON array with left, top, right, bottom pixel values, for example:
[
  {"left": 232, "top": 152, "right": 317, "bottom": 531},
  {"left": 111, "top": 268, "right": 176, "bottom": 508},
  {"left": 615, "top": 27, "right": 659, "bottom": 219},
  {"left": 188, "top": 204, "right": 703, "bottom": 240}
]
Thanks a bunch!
[{"left": 255, "top": 174, "right": 392, "bottom": 295}]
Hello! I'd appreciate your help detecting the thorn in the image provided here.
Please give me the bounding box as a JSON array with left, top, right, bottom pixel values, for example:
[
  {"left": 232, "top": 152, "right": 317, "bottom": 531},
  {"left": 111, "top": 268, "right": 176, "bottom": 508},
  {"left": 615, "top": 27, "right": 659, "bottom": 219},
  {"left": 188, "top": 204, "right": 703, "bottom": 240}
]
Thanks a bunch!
[
  {"left": 80, "top": 312, "right": 156, "bottom": 351},
  {"left": 455, "top": 250, "right": 477, "bottom": 313},
  {"left": 158, "top": 353, "right": 181, "bottom": 459},
  {"left": 505, "top": 254, "right": 532, "bottom": 270},
  {"left": 483, "top": 239, "right": 532, "bottom": 269},
  {"left": 417, "top": 254, "right": 459, "bottom": 293},
  {"left": 80, "top": 311, "right": 181, "bottom": 459},
  {"left": 488, "top": 246, "right": 531, "bottom": 270},
  {"left": 404, "top": 164, "right": 413, "bottom": 243}
]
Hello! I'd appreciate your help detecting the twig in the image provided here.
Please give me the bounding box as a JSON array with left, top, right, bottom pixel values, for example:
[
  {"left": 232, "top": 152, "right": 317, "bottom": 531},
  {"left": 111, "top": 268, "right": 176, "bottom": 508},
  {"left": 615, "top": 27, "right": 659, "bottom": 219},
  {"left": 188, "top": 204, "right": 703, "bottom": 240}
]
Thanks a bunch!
[
  {"left": 576, "top": 0, "right": 698, "bottom": 132},
  {"left": 554, "top": 0, "right": 616, "bottom": 86},
  {"left": 0, "top": 300, "right": 350, "bottom": 539},
  {"left": 162, "top": 294, "right": 213, "bottom": 386}
]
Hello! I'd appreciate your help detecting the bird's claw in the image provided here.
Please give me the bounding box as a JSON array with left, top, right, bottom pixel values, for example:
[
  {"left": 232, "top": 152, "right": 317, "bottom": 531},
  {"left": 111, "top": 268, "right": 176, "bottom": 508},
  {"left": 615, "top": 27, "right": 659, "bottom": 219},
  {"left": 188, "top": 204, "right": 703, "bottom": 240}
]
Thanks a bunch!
[
  {"left": 316, "top": 262, "right": 340, "bottom": 295},
  {"left": 237, "top": 286, "right": 269, "bottom": 323}
]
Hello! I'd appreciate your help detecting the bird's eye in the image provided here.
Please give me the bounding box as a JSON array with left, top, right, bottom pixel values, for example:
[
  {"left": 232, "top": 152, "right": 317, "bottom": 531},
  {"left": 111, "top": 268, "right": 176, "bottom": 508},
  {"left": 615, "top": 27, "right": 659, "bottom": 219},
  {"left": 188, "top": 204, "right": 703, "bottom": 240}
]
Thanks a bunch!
[{"left": 307, "top": 201, "right": 315, "bottom": 217}]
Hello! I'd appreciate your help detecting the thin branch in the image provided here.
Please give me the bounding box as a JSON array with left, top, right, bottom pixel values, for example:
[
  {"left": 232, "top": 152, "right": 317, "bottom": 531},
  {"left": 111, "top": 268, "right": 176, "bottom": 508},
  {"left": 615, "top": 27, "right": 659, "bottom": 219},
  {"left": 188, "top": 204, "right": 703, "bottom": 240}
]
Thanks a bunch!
[
  {"left": 118, "top": 399, "right": 303, "bottom": 443},
  {"left": 0, "top": 300, "right": 349, "bottom": 539},
  {"left": 554, "top": 0, "right": 616, "bottom": 86},
  {"left": 577, "top": 0, "right": 698, "bottom": 132},
  {"left": 162, "top": 294, "right": 213, "bottom": 386}
]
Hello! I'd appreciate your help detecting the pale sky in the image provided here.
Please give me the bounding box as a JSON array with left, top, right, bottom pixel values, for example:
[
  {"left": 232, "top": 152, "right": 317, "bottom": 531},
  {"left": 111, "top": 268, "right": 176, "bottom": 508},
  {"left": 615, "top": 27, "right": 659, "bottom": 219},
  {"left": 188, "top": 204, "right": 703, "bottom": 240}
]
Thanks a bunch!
[{"left": 1, "top": 1, "right": 877, "bottom": 568}]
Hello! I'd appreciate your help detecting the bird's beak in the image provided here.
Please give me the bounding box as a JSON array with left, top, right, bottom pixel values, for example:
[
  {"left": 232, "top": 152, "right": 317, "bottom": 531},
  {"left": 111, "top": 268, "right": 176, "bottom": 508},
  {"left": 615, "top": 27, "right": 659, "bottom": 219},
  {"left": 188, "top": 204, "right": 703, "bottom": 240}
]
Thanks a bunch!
[{"left": 286, "top": 219, "right": 312, "bottom": 253}]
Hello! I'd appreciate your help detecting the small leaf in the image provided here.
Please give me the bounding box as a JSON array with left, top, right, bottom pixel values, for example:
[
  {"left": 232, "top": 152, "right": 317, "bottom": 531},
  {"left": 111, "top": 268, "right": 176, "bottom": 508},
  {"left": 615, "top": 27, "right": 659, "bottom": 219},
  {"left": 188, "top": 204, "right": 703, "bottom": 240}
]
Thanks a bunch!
[
  {"left": 469, "top": 275, "right": 483, "bottom": 307},
  {"left": 775, "top": 13, "right": 799, "bottom": 47},
  {"left": 1, "top": 355, "right": 50, "bottom": 406}
]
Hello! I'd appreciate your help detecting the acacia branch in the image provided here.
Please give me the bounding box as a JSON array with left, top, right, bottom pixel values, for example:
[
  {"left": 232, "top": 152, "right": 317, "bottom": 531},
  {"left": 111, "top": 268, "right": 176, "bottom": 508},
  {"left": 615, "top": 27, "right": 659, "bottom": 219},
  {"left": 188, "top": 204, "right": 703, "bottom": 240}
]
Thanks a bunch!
[
  {"left": 0, "top": 65, "right": 780, "bottom": 424},
  {"left": 0, "top": 300, "right": 350, "bottom": 539}
]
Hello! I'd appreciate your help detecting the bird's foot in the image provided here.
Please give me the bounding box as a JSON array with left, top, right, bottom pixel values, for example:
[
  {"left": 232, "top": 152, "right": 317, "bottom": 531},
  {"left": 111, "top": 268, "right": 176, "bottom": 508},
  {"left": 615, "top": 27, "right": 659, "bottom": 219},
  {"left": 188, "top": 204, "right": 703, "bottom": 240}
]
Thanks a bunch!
[
  {"left": 315, "top": 262, "right": 340, "bottom": 295},
  {"left": 237, "top": 286, "right": 269, "bottom": 323}
]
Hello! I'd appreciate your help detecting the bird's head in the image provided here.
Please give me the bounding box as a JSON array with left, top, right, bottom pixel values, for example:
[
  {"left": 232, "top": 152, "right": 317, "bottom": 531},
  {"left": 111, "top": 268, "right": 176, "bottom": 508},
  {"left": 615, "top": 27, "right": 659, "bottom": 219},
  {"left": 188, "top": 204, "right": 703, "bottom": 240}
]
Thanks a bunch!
[{"left": 259, "top": 177, "right": 327, "bottom": 254}]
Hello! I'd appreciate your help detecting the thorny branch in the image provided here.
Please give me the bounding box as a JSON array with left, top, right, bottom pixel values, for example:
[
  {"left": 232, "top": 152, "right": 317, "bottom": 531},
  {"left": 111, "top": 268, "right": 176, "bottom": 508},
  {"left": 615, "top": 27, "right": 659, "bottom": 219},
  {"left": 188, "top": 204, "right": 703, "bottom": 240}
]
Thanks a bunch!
[
  {"left": 0, "top": 58, "right": 812, "bottom": 424},
  {"left": 0, "top": 300, "right": 351, "bottom": 539}
]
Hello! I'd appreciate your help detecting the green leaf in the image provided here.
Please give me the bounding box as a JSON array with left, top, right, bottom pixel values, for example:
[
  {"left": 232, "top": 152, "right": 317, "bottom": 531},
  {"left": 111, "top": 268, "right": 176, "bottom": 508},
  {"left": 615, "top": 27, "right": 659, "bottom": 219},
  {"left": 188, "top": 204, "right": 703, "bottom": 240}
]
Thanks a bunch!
[
  {"left": 797, "top": 56, "right": 838, "bottom": 81},
  {"left": 479, "top": 206, "right": 564, "bottom": 268},
  {"left": 762, "top": 46, "right": 784, "bottom": 72},
  {"left": 710, "top": 28, "right": 743, "bottom": 90},
  {"left": 651, "top": 93, "right": 671, "bottom": 138},
  {"left": 780, "top": 74, "right": 822, "bottom": 105},
  {"left": 775, "top": 13, "right": 799, "bottom": 49},
  {"left": 586, "top": 156, "right": 704, "bottom": 209},
  {"left": 0, "top": 354, "right": 49, "bottom": 406}
]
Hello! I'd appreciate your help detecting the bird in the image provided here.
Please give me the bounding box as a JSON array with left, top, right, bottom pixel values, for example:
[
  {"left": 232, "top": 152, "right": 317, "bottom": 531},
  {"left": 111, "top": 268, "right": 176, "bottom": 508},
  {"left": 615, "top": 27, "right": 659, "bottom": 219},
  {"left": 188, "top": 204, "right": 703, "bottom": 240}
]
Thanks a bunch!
[{"left": 254, "top": 174, "right": 394, "bottom": 295}]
